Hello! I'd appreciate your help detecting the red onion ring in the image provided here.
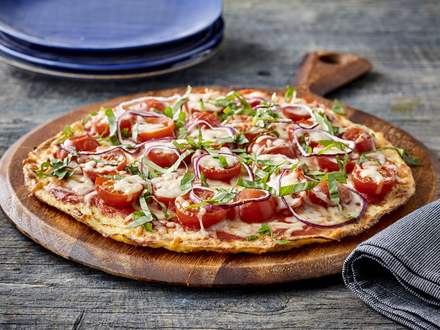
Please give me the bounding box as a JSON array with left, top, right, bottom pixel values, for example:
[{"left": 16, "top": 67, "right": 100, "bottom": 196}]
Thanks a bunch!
[
  {"left": 282, "top": 186, "right": 367, "bottom": 228},
  {"left": 292, "top": 128, "right": 355, "bottom": 157}
]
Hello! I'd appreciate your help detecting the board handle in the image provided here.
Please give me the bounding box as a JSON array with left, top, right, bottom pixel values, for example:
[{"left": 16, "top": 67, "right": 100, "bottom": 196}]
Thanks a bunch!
[{"left": 295, "top": 51, "right": 372, "bottom": 96}]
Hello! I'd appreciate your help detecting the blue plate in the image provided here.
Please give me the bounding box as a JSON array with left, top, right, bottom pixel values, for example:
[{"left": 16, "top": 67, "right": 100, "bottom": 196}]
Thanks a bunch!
[
  {"left": 0, "top": 18, "right": 224, "bottom": 72},
  {"left": 0, "top": 0, "right": 222, "bottom": 51}
]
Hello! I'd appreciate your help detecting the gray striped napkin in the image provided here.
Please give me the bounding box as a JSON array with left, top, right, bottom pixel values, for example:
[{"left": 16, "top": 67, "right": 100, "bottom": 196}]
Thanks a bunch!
[{"left": 343, "top": 200, "right": 440, "bottom": 329}]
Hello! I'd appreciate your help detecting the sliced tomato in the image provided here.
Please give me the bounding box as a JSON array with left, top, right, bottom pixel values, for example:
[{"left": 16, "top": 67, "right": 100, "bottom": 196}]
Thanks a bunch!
[
  {"left": 136, "top": 116, "right": 175, "bottom": 142},
  {"left": 81, "top": 150, "right": 127, "bottom": 181},
  {"left": 317, "top": 156, "right": 356, "bottom": 173},
  {"left": 147, "top": 149, "right": 179, "bottom": 168},
  {"left": 342, "top": 127, "right": 375, "bottom": 153},
  {"left": 91, "top": 196, "right": 135, "bottom": 217},
  {"left": 192, "top": 112, "right": 221, "bottom": 127},
  {"left": 282, "top": 105, "right": 311, "bottom": 122},
  {"left": 250, "top": 135, "right": 296, "bottom": 157},
  {"left": 307, "top": 182, "right": 352, "bottom": 207},
  {"left": 352, "top": 163, "right": 396, "bottom": 198},
  {"left": 237, "top": 189, "right": 276, "bottom": 223},
  {"left": 225, "top": 114, "right": 266, "bottom": 141},
  {"left": 199, "top": 159, "right": 242, "bottom": 182},
  {"left": 175, "top": 192, "right": 227, "bottom": 229},
  {"left": 145, "top": 99, "right": 166, "bottom": 112},
  {"left": 55, "top": 135, "right": 99, "bottom": 159},
  {"left": 95, "top": 177, "right": 142, "bottom": 207}
]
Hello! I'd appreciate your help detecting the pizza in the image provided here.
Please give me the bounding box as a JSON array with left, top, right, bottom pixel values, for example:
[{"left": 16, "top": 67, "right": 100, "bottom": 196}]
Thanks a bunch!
[{"left": 23, "top": 87, "right": 416, "bottom": 253}]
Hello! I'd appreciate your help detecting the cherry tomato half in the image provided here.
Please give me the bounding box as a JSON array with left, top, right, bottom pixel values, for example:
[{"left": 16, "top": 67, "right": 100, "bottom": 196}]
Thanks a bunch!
[
  {"left": 342, "top": 127, "right": 375, "bottom": 153},
  {"left": 136, "top": 116, "right": 175, "bottom": 142},
  {"left": 82, "top": 150, "right": 127, "bottom": 182},
  {"left": 55, "top": 135, "right": 99, "bottom": 159},
  {"left": 95, "top": 177, "right": 143, "bottom": 207},
  {"left": 307, "top": 182, "right": 352, "bottom": 207},
  {"left": 192, "top": 112, "right": 221, "bottom": 127},
  {"left": 175, "top": 192, "right": 227, "bottom": 229},
  {"left": 199, "top": 158, "right": 242, "bottom": 182},
  {"left": 352, "top": 163, "right": 396, "bottom": 198},
  {"left": 238, "top": 189, "right": 276, "bottom": 223}
]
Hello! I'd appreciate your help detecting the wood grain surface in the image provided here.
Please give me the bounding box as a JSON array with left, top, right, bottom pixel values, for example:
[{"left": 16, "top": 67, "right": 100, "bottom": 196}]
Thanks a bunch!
[
  {"left": 0, "top": 52, "right": 437, "bottom": 288},
  {"left": 1, "top": 0, "right": 439, "bottom": 328}
]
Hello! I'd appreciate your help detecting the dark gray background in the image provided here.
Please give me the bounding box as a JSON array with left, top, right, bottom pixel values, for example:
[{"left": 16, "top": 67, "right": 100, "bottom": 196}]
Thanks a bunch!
[{"left": 1, "top": 0, "right": 439, "bottom": 328}]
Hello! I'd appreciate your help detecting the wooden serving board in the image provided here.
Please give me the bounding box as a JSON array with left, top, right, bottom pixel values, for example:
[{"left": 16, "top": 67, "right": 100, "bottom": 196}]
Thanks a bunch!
[{"left": 0, "top": 52, "right": 438, "bottom": 287}]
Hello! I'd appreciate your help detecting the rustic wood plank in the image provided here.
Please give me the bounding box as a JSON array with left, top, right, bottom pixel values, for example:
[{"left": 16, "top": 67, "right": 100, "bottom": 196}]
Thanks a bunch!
[{"left": 1, "top": 0, "right": 439, "bottom": 328}]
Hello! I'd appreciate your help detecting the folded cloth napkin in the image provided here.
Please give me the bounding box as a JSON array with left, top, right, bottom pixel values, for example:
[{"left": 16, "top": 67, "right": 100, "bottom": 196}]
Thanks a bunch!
[{"left": 343, "top": 200, "right": 440, "bottom": 330}]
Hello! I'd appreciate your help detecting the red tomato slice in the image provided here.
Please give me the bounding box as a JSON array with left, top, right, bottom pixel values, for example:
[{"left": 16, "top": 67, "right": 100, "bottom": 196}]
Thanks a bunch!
[
  {"left": 199, "top": 159, "right": 242, "bottom": 182},
  {"left": 317, "top": 156, "right": 356, "bottom": 173},
  {"left": 192, "top": 112, "right": 221, "bottom": 127},
  {"left": 55, "top": 135, "right": 99, "bottom": 159},
  {"left": 147, "top": 149, "right": 179, "bottom": 168},
  {"left": 352, "top": 163, "right": 396, "bottom": 198},
  {"left": 307, "top": 182, "right": 352, "bottom": 207},
  {"left": 175, "top": 193, "right": 227, "bottom": 229},
  {"left": 145, "top": 99, "right": 166, "bottom": 112},
  {"left": 238, "top": 189, "right": 276, "bottom": 223},
  {"left": 136, "top": 116, "right": 175, "bottom": 142},
  {"left": 225, "top": 114, "right": 266, "bottom": 141},
  {"left": 250, "top": 135, "right": 296, "bottom": 157},
  {"left": 95, "top": 177, "right": 142, "bottom": 207},
  {"left": 81, "top": 150, "right": 127, "bottom": 181},
  {"left": 342, "top": 127, "right": 375, "bottom": 153},
  {"left": 282, "top": 106, "right": 311, "bottom": 122}
]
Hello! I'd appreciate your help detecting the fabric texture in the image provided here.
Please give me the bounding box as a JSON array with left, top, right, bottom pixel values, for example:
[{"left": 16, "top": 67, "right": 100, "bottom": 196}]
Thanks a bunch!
[{"left": 343, "top": 200, "right": 440, "bottom": 329}]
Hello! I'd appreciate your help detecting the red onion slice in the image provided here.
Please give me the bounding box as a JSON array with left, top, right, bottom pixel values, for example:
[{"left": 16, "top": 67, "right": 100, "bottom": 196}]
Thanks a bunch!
[
  {"left": 282, "top": 186, "right": 367, "bottom": 228},
  {"left": 292, "top": 128, "right": 355, "bottom": 157}
]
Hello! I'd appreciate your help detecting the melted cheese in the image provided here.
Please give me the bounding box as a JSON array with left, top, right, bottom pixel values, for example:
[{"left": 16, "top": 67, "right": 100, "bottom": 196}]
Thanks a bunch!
[
  {"left": 151, "top": 172, "right": 183, "bottom": 199},
  {"left": 359, "top": 162, "right": 383, "bottom": 183},
  {"left": 191, "top": 128, "right": 231, "bottom": 142},
  {"left": 113, "top": 175, "right": 145, "bottom": 194},
  {"left": 135, "top": 122, "right": 165, "bottom": 133},
  {"left": 199, "top": 153, "right": 238, "bottom": 169},
  {"left": 65, "top": 175, "right": 94, "bottom": 195}
]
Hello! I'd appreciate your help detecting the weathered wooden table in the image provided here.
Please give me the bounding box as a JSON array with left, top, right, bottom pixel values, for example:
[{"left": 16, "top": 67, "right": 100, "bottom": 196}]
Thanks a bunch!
[{"left": 1, "top": 1, "right": 438, "bottom": 328}]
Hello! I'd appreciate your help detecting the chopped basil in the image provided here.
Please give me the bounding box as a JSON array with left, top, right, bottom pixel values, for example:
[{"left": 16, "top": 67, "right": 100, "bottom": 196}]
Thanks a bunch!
[
  {"left": 316, "top": 139, "right": 350, "bottom": 155},
  {"left": 312, "top": 111, "right": 337, "bottom": 135},
  {"left": 278, "top": 181, "right": 318, "bottom": 197},
  {"left": 55, "top": 125, "right": 74, "bottom": 144},
  {"left": 284, "top": 86, "right": 296, "bottom": 102},
  {"left": 236, "top": 177, "right": 273, "bottom": 193},
  {"left": 331, "top": 100, "right": 346, "bottom": 115},
  {"left": 127, "top": 195, "right": 155, "bottom": 229},
  {"left": 382, "top": 147, "right": 422, "bottom": 166},
  {"left": 81, "top": 111, "right": 98, "bottom": 124},
  {"left": 217, "top": 155, "right": 228, "bottom": 168},
  {"left": 180, "top": 171, "right": 195, "bottom": 193},
  {"left": 246, "top": 223, "right": 288, "bottom": 245},
  {"left": 39, "top": 155, "right": 75, "bottom": 180}
]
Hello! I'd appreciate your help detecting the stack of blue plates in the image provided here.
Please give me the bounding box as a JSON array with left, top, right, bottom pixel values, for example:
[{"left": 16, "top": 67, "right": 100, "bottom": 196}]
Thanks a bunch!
[{"left": 0, "top": 0, "right": 224, "bottom": 79}]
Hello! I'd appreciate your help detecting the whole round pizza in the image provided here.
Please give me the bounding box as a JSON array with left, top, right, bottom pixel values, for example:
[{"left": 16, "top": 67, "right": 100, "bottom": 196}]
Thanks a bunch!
[{"left": 23, "top": 87, "right": 416, "bottom": 253}]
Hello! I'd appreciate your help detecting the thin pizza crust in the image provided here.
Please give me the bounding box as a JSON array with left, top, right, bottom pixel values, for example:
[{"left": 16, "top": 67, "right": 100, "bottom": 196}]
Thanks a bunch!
[{"left": 23, "top": 88, "right": 415, "bottom": 253}]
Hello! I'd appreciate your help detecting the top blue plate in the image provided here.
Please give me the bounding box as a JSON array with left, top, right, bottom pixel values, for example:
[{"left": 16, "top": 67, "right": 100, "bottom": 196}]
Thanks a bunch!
[{"left": 0, "top": 0, "right": 223, "bottom": 52}]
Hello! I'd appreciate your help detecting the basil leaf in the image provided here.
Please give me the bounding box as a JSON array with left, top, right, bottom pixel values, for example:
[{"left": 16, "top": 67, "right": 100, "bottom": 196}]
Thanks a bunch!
[
  {"left": 331, "top": 100, "right": 346, "bottom": 115},
  {"left": 236, "top": 177, "right": 273, "bottom": 192},
  {"left": 312, "top": 112, "right": 336, "bottom": 135},
  {"left": 218, "top": 155, "right": 228, "bottom": 168},
  {"left": 278, "top": 181, "right": 318, "bottom": 197},
  {"left": 327, "top": 173, "right": 340, "bottom": 205},
  {"left": 284, "top": 86, "right": 296, "bottom": 102},
  {"left": 104, "top": 108, "right": 117, "bottom": 137},
  {"left": 127, "top": 195, "right": 154, "bottom": 228},
  {"left": 381, "top": 147, "right": 422, "bottom": 166},
  {"left": 180, "top": 171, "right": 195, "bottom": 193}
]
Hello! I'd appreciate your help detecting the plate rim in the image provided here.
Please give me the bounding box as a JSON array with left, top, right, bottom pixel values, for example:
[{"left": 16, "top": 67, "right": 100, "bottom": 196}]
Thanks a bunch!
[{"left": 0, "top": 0, "right": 223, "bottom": 51}]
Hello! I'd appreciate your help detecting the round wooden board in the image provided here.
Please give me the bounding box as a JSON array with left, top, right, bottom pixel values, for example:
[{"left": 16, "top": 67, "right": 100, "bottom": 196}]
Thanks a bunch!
[{"left": 0, "top": 86, "right": 438, "bottom": 287}]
